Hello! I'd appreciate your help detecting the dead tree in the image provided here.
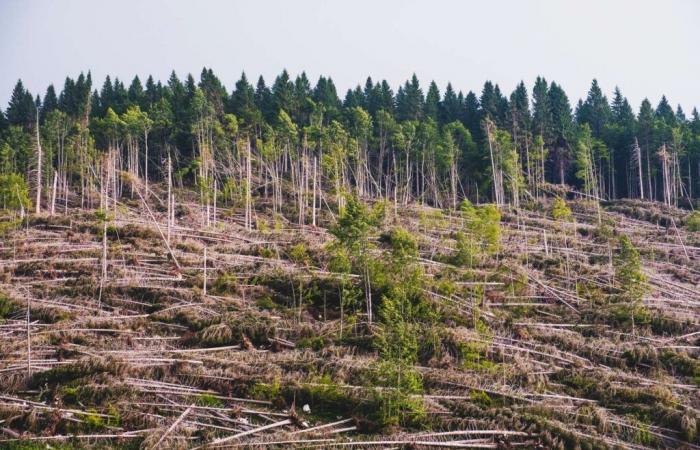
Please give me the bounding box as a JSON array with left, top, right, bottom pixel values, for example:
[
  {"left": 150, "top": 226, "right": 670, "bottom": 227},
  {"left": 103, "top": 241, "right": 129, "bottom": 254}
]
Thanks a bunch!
[
  {"left": 633, "top": 137, "right": 644, "bottom": 200},
  {"left": 34, "top": 108, "right": 43, "bottom": 214}
]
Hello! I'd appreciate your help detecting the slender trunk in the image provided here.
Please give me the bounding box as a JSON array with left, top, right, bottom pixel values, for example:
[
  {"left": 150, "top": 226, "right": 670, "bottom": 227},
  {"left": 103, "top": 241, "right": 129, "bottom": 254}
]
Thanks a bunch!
[
  {"left": 203, "top": 247, "right": 207, "bottom": 296},
  {"left": 50, "top": 171, "right": 58, "bottom": 216},
  {"left": 245, "top": 139, "right": 252, "bottom": 230},
  {"left": 35, "top": 110, "right": 42, "bottom": 214},
  {"left": 167, "top": 154, "right": 172, "bottom": 245},
  {"left": 634, "top": 138, "right": 644, "bottom": 200},
  {"left": 144, "top": 130, "right": 149, "bottom": 199},
  {"left": 26, "top": 295, "right": 31, "bottom": 378},
  {"left": 312, "top": 156, "right": 317, "bottom": 226}
]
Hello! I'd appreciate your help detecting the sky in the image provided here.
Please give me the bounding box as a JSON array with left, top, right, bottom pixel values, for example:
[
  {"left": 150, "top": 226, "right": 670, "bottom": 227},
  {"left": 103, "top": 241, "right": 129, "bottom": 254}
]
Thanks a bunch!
[{"left": 1, "top": 0, "right": 699, "bottom": 114}]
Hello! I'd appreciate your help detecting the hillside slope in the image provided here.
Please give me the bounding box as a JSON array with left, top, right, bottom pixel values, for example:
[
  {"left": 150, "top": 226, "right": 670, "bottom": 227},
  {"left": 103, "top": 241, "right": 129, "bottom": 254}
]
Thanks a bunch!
[{"left": 0, "top": 189, "right": 699, "bottom": 449}]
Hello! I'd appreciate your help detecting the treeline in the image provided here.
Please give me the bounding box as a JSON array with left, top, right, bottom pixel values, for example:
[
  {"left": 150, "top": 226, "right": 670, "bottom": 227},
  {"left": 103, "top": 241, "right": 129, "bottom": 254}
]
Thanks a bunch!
[{"left": 1, "top": 68, "right": 699, "bottom": 216}]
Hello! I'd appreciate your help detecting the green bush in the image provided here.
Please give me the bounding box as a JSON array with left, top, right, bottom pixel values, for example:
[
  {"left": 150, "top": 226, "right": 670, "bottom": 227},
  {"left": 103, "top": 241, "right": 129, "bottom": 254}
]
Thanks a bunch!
[
  {"left": 687, "top": 211, "right": 700, "bottom": 232},
  {"left": 0, "top": 173, "right": 31, "bottom": 212},
  {"left": 551, "top": 197, "right": 573, "bottom": 221}
]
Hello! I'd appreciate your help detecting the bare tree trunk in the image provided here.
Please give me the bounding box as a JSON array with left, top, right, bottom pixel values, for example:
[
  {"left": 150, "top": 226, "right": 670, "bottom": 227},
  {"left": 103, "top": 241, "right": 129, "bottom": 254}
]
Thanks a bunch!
[
  {"left": 35, "top": 110, "right": 42, "bottom": 214},
  {"left": 50, "top": 171, "right": 58, "bottom": 216},
  {"left": 634, "top": 138, "right": 644, "bottom": 200},
  {"left": 659, "top": 144, "right": 671, "bottom": 206},
  {"left": 312, "top": 156, "right": 317, "bottom": 227},
  {"left": 167, "top": 154, "right": 172, "bottom": 245},
  {"left": 144, "top": 130, "right": 149, "bottom": 199},
  {"left": 213, "top": 179, "right": 217, "bottom": 225},
  {"left": 245, "top": 139, "right": 252, "bottom": 230},
  {"left": 203, "top": 246, "right": 207, "bottom": 296},
  {"left": 365, "top": 265, "right": 372, "bottom": 325},
  {"left": 486, "top": 120, "right": 503, "bottom": 206},
  {"left": 26, "top": 296, "right": 31, "bottom": 378}
]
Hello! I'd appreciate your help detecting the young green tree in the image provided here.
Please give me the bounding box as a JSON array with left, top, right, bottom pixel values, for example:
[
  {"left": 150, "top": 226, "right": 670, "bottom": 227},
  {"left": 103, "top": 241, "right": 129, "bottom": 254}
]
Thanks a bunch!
[
  {"left": 614, "top": 235, "right": 647, "bottom": 303},
  {"left": 550, "top": 197, "right": 573, "bottom": 221},
  {"left": 0, "top": 173, "right": 32, "bottom": 215},
  {"left": 329, "top": 194, "right": 385, "bottom": 324}
]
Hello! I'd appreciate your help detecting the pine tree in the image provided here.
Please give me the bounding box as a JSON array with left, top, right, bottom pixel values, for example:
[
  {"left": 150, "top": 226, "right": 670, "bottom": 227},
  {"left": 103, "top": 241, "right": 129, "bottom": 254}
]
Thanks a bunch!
[
  {"left": 127, "top": 76, "right": 145, "bottom": 110},
  {"left": 396, "top": 74, "right": 423, "bottom": 121},
  {"left": 423, "top": 81, "right": 440, "bottom": 122},
  {"left": 549, "top": 82, "right": 574, "bottom": 184},
  {"left": 41, "top": 85, "right": 59, "bottom": 121},
  {"left": 434, "top": 83, "right": 455, "bottom": 125},
  {"left": 532, "top": 76, "right": 552, "bottom": 143},
  {"left": 6, "top": 80, "right": 36, "bottom": 129},
  {"left": 614, "top": 234, "right": 647, "bottom": 303},
  {"left": 576, "top": 79, "right": 611, "bottom": 138}
]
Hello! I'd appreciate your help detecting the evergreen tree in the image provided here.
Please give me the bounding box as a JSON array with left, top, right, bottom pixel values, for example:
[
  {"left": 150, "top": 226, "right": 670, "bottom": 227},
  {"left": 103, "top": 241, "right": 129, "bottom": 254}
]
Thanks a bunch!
[
  {"left": 532, "top": 76, "right": 552, "bottom": 143},
  {"left": 145, "top": 75, "right": 159, "bottom": 107},
  {"left": 0, "top": 109, "right": 7, "bottom": 134},
  {"left": 127, "top": 75, "right": 145, "bottom": 110},
  {"left": 440, "top": 83, "right": 460, "bottom": 125},
  {"left": 423, "top": 81, "right": 440, "bottom": 122},
  {"left": 313, "top": 75, "right": 341, "bottom": 121},
  {"left": 255, "top": 76, "right": 274, "bottom": 122},
  {"left": 229, "top": 72, "right": 260, "bottom": 131},
  {"left": 576, "top": 79, "right": 611, "bottom": 138},
  {"left": 293, "top": 72, "right": 313, "bottom": 124},
  {"left": 41, "top": 85, "right": 59, "bottom": 121},
  {"left": 6, "top": 80, "right": 36, "bottom": 129},
  {"left": 655, "top": 95, "right": 676, "bottom": 126},
  {"left": 272, "top": 69, "right": 295, "bottom": 120},
  {"left": 461, "top": 91, "right": 481, "bottom": 141},
  {"left": 199, "top": 67, "right": 228, "bottom": 116},
  {"left": 606, "top": 87, "right": 636, "bottom": 197},
  {"left": 479, "top": 81, "right": 499, "bottom": 123},
  {"left": 396, "top": 74, "right": 423, "bottom": 121},
  {"left": 548, "top": 82, "right": 574, "bottom": 183}
]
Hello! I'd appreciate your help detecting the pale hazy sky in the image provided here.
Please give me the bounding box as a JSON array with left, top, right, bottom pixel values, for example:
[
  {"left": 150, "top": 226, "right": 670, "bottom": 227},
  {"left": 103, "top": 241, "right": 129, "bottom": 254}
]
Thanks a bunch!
[{"left": 2, "top": 0, "right": 699, "bottom": 114}]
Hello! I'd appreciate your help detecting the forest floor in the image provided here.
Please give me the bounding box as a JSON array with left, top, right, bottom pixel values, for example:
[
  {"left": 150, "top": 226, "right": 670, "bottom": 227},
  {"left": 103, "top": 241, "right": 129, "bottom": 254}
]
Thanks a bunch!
[{"left": 0, "top": 187, "right": 699, "bottom": 449}]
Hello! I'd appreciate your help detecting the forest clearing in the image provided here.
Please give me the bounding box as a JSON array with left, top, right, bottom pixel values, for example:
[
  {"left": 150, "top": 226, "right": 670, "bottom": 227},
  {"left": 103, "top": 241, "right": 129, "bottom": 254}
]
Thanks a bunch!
[{"left": 0, "top": 179, "right": 699, "bottom": 448}]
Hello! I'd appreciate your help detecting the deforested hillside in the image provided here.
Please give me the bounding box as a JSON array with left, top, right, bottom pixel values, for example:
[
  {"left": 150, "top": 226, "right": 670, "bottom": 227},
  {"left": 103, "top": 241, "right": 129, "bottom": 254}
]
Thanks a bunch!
[
  {"left": 1, "top": 69, "right": 700, "bottom": 449},
  {"left": 0, "top": 184, "right": 699, "bottom": 449}
]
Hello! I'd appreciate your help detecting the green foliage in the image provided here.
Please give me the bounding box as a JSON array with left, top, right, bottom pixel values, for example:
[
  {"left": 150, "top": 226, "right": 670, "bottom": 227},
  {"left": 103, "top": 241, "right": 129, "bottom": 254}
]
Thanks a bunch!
[
  {"left": 470, "top": 389, "right": 492, "bottom": 407},
  {"left": 331, "top": 194, "right": 385, "bottom": 255},
  {"left": 211, "top": 272, "right": 237, "bottom": 295},
  {"left": 375, "top": 289, "right": 420, "bottom": 363},
  {"left": 551, "top": 197, "right": 573, "bottom": 221},
  {"left": 196, "top": 392, "right": 224, "bottom": 407},
  {"left": 0, "top": 173, "right": 31, "bottom": 212},
  {"left": 367, "top": 360, "right": 425, "bottom": 428},
  {"left": 288, "top": 242, "right": 310, "bottom": 265},
  {"left": 454, "top": 200, "right": 501, "bottom": 266},
  {"left": 387, "top": 227, "right": 418, "bottom": 261},
  {"left": 83, "top": 409, "right": 105, "bottom": 431},
  {"left": 251, "top": 379, "right": 282, "bottom": 402},
  {"left": 614, "top": 234, "right": 647, "bottom": 303},
  {"left": 0, "top": 291, "right": 16, "bottom": 319},
  {"left": 297, "top": 335, "right": 326, "bottom": 351},
  {"left": 687, "top": 211, "right": 700, "bottom": 232},
  {"left": 255, "top": 295, "right": 279, "bottom": 311}
]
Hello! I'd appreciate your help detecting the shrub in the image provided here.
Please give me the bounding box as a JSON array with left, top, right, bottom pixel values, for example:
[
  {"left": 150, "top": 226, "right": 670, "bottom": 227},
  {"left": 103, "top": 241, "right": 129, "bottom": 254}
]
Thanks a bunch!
[
  {"left": 551, "top": 197, "right": 573, "bottom": 221},
  {"left": 687, "top": 211, "right": 700, "bottom": 232},
  {"left": 288, "top": 243, "right": 310, "bottom": 265},
  {"left": 367, "top": 361, "right": 425, "bottom": 428},
  {"left": 0, "top": 173, "right": 31, "bottom": 212},
  {"left": 0, "top": 291, "right": 16, "bottom": 318},
  {"left": 614, "top": 234, "right": 647, "bottom": 303}
]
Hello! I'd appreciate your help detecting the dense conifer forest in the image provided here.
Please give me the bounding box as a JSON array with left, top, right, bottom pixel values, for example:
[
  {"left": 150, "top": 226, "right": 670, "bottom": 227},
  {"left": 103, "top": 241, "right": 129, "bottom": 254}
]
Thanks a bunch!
[
  {"left": 0, "top": 69, "right": 699, "bottom": 449},
  {"left": 1, "top": 69, "right": 699, "bottom": 211}
]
